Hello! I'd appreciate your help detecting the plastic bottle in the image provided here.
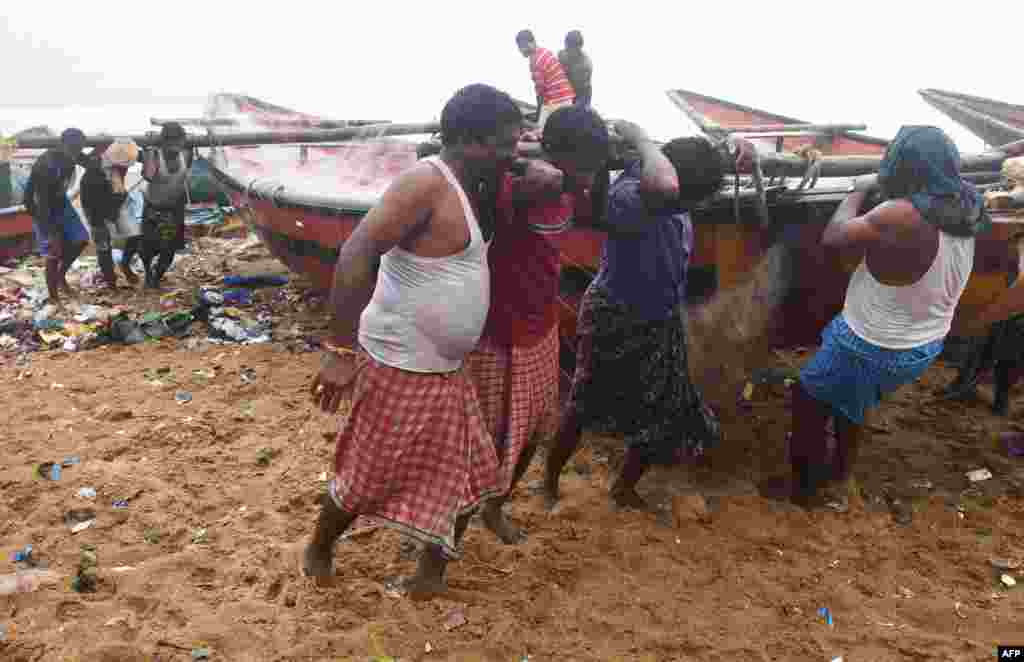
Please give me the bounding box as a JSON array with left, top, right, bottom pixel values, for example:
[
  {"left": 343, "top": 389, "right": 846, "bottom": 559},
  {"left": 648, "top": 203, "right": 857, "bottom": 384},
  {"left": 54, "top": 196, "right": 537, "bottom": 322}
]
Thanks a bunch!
[{"left": 0, "top": 569, "right": 59, "bottom": 595}]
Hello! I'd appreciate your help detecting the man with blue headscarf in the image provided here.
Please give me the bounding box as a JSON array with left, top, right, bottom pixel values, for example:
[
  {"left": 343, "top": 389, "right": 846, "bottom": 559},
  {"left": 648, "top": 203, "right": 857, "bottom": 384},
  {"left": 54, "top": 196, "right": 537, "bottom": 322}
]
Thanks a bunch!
[{"left": 786, "top": 126, "right": 989, "bottom": 512}]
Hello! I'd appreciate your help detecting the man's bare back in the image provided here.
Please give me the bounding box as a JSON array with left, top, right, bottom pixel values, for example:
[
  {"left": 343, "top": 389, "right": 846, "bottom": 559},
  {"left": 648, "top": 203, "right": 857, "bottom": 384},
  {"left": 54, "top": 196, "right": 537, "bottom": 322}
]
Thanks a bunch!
[{"left": 824, "top": 194, "right": 940, "bottom": 285}]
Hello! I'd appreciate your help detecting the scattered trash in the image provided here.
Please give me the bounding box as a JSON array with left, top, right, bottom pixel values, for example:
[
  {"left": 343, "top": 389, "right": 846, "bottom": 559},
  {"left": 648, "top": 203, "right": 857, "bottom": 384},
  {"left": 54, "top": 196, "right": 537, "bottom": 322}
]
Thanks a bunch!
[
  {"left": 954, "top": 602, "right": 967, "bottom": 620},
  {"left": 72, "top": 545, "right": 98, "bottom": 593},
  {"left": 240, "top": 367, "right": 256, "bottom": 384},
  {"left": 425, "top": 642, "right": 433, "bottom": 653},
  {"left": 71, "top": 520, "right": 95, "bottom": 534},
  {"left": 191, "top": 528, "right": 209, "bottom": 545},
  {"left": 112, "top": 499, "right": 130, "bottom": 509},
  {"left": 817, "top": 607, "right": 833, "bottom": 627},
  {"left": 1001, "top": 574, "right": 1017, "bottom": 588},
  {"left": 256, "top": 448, "right": 276, "bottom": 466},
  {"left": 991, "top": 558, "right": 1022, "bottom": 571},
  {"left": 966, "top": 468, "right": 992, "bottom": 482},
  {"left": 62, "top": 456, "right": 81, "bottom": 467},
  {"left": 65, "top": 509, "right": 96, "bottom": 525},
  {"left": 223, "top": 288, "right": 253, "bottom": 305},
  {"left": 442, "top": 607, "right": 467, "bottom": 631},
  {"left": 0, "top": 569, "right": 59, "bottom": 595},
  {"left": 0, "top": 623, "right": 13, "bottom": 641},
  {"left": 742, "top": 382, "right": 755, "bottom": 401},
  {"left": 909, "top": 478, "right": 933, "bottom": 490},
  {"left": 175, "top": 391, "right": 193, "bottom": 404},
  {"left": 36, "top": 462, "right": 62, "bottom": 481},
  {"left": 224, "top": 274, "right": 289, "bottom": 288},
  {"left": 191, "top": 647, "right": 211, "bottom": 660},
  {"left": 143, "top": 528, "right": 162, "bottom": 544},
  {"left": 10, "top": 545, "right": 34, "bottom": 565},
  {"left": 1000, "top": 432, "right": 1024, "bottom": 457},
  {"left": 77, "top": 487, "right": 97, "bottom": 500}
]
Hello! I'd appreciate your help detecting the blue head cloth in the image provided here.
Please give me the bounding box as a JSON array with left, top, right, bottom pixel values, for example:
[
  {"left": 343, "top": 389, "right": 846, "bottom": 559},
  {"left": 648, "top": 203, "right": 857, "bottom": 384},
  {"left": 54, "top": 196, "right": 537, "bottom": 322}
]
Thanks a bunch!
[{"left": 878, "top": 126, "right": 990, "bottom": 237}]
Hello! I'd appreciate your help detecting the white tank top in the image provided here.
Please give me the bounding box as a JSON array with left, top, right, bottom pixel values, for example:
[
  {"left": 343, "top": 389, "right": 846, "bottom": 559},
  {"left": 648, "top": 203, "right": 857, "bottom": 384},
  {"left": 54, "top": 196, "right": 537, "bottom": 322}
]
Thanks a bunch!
[
  {"left": 358, "top": 156, "right": 491, "bottom": 373},
  {"left": 842, "top": 230, "right": 974, "bottom": 349}
]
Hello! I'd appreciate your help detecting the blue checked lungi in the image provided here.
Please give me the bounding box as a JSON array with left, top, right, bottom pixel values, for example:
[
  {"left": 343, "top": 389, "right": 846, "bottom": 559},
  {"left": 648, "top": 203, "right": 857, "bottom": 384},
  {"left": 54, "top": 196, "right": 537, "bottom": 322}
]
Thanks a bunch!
[{"left": 799, "top": 314, "right": 944, "bottom": 425}]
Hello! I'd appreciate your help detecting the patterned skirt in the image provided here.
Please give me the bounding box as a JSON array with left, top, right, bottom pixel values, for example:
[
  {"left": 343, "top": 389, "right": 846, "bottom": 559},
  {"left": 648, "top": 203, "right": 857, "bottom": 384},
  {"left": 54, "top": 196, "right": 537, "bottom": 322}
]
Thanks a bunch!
[
  {"left": 465, "top": 326, "right": 560, "bottom": 493},
  {"left": 329, "top": 350, "right": 502, "bottom": 559},
  {"left": 567, "top": 282, "right": 721, "bottom": 465}
]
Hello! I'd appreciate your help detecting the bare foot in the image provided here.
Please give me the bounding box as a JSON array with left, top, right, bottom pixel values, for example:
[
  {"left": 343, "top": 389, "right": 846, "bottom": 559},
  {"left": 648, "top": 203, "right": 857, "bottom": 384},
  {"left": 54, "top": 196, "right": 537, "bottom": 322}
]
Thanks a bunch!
[
  {"left": 610, "top": 485, "right": 656, "bottom": 512},
  {"left": 383, "top": 574, "right": 446, "bottom": 600},
  {"left": 482, "top": 504, "right": 527, "bottom": 545},
  {"left": 302, "top": 543, "right": 334, "bottom": 580},
  {"left": 121, "top": 267, "right": 139, "bottom": 285},
  {"left": 533, "top": 480, "right": 561, "bottom": 513}
]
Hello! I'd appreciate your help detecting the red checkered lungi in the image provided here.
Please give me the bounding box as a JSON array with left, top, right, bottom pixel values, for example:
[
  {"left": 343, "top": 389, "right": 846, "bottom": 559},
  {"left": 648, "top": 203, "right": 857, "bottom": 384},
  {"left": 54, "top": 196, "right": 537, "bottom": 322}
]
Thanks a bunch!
[
  {"left": 328, "top": 352, "right": 501, "bottom": 559},
  {"left": 465, "top": 326, "right": 560, "bottom": 493}
]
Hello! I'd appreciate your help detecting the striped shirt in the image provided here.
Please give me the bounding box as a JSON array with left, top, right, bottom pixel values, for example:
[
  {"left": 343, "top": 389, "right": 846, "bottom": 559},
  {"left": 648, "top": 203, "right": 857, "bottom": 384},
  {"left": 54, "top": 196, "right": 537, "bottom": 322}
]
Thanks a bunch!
[{"left": 530, "top": 48, "right": 575, "bottom": 106}]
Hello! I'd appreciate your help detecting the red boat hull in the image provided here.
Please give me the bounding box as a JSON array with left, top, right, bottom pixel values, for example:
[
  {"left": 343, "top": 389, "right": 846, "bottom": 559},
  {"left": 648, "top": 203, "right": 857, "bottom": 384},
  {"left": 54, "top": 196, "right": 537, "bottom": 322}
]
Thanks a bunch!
[
  {"left": 668, "top": 88, "right": 890, "bottom": 156},
  {"left": 0, "top": 208, "right": 35, "bottom": 262}
]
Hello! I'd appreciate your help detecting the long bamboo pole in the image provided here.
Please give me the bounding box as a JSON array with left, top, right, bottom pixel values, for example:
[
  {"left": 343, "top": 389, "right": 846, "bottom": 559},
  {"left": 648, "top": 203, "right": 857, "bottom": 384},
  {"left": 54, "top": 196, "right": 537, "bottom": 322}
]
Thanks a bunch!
[
  {"left": 723, "top": 123, "right": 868, "bottom": 134},
  {"left": 11, "top": 124, "right": 1013, "bottom": 178}
]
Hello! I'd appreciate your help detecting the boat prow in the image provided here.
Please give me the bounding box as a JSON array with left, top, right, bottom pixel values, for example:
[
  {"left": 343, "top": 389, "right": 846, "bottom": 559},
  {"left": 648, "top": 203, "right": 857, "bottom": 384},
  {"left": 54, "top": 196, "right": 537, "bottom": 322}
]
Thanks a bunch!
[{"left": 918, "top": 88, "right": 1024, "bottom": 148}]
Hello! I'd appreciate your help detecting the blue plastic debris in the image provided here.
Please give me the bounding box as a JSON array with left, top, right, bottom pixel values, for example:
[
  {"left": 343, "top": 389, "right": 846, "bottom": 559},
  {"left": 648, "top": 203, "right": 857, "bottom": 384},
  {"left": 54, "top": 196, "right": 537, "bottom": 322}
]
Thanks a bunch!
[
  {"left": 49, "top": 464, "right": 61, "bottom": 481},
  {"left": 818, "top": 607, "right": 833, "bottom": 627},
  {"left": 224, "top": 274, "right": 288, "bottom": 288},
  {"left": 222, "top": 288, "right": 253, "bottom": 305},
  {"left": 10, "top": 545, "right": 33, "bottom": 564},
  {"left": 62, "top": 456, "right": 81, "bottom": 467}
]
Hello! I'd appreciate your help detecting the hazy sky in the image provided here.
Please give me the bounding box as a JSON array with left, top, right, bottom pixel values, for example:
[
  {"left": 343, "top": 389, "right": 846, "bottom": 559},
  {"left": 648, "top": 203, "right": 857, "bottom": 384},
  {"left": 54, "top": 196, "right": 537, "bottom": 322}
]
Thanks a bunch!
[{"left": 2, "top": 2, "right": 1016, "bottom": 151}]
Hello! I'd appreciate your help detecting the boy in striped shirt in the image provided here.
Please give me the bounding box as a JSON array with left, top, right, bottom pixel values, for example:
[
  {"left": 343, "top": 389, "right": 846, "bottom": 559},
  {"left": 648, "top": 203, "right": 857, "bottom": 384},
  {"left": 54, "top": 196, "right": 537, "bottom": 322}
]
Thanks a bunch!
[{"left": 516, "top": 30, "right": 575, "bottom": 131}]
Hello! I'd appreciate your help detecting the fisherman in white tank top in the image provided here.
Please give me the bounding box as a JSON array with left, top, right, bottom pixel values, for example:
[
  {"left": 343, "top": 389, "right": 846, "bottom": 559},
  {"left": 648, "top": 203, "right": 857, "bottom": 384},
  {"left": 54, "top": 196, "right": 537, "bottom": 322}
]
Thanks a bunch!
[
  {"left": 785, "top": 126, "right": 990, "bottom": 512},
  {"left": 137, "top": 122, "right": 193, "bottom": 289},
  {"left": 305, "top": 84, "right": 524, "bottom": 597}
]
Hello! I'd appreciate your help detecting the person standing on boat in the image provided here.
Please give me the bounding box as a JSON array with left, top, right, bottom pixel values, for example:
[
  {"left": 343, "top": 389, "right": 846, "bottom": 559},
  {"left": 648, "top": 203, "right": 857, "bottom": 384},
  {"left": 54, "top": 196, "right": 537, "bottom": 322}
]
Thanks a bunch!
[
  {"left": 788, "top": 126, "right": 987, "bottom": 511},
  {"left": 516, "top": 30, "right": 575, "bottom": 131},
  {"left": 305, "top": 83, "right": 523, "bottom": 597},
  {"left": 139, "top": 122, "right": 192, "bottom": 289},
  {"left": 24, "top": 128, "right": 89, "bottom": 307},
  {"left": 542, "top": 122, "right": 755, "bottom": 512},
  {"left": 79, "top": 138, "right": 140, "bottom": 289},
  {"left": 466, "top": 104, "right": 609, "bottom": 543},
  {"left": 558, "top": 30, "right": 593, "bottom": 108}
]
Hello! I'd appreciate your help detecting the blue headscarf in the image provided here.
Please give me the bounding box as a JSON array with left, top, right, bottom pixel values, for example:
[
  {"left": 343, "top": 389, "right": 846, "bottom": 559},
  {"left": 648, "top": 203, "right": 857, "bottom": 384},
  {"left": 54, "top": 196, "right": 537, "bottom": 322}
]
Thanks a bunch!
[{"left": 878, "top": 125, "right": 990, "bottom": 237}]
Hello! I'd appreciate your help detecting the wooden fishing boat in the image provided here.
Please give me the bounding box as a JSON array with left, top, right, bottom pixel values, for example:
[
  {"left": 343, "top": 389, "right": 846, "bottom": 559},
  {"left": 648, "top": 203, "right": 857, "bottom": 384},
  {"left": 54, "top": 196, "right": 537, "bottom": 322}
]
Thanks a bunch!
[
  {"left": 918, "top": 88, "right": 1024, "bottom": 148},
  {"left": 201, "top": 94, "right": 1018, "bottom": 389},
  {"left": 0, "top": 129, "right": 49, "bottom": 262},
  {"left": 666, "top": 88, "right": 890, "bottom": 156}
]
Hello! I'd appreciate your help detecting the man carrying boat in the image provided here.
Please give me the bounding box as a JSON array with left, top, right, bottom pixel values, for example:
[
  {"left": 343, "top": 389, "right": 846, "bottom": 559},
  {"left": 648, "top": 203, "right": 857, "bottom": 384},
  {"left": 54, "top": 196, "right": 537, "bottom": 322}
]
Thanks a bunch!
[
  {"left": 24, "top": 128, "right": 90, "bottom": 307},
  {"left": 788, "top": 126, "right": 987, "bottom": 511},
  {"left": 305, "top": 84, "right": 522, "bottom": 596},
  {"left": 516, "top": 30, "right": 575, "bottom": 131},
  {"left": 542, "top": 123, "right": 755, "bottom": 512},
  {"left": 139, "top": 122, "right": 192, "bottom": 289},
  {"left": 466, "top": 105, "right": 609, "bottom": 543},
  {"left": 79, "top": 138, "right": 140, "bottom": 289}
]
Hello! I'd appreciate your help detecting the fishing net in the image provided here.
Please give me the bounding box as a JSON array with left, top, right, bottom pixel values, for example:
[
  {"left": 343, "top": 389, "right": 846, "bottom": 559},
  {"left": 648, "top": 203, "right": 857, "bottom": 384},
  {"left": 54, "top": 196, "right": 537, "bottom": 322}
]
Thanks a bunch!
[{"left": 685, "top": 240, "right": 797, "bottom": 414}]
